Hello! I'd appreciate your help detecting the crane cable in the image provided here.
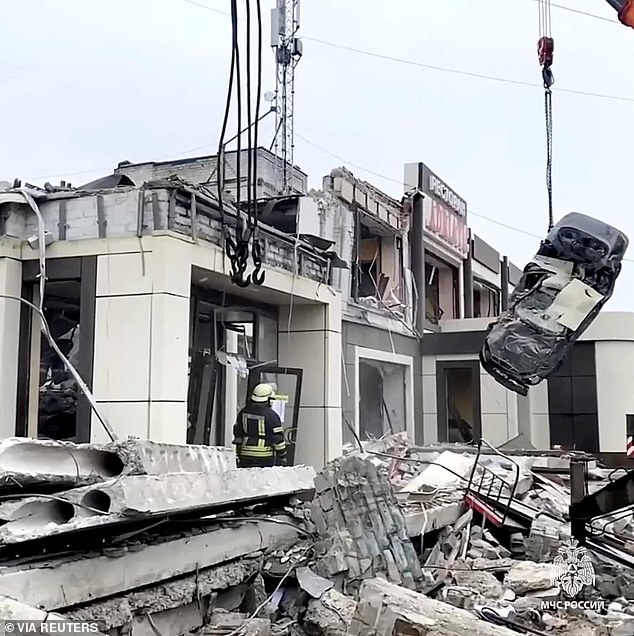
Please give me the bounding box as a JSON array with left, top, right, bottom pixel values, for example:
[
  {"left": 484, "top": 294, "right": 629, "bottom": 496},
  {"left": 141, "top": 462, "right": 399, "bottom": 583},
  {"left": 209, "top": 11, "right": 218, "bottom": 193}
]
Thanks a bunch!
[
  {"left": 538, "top": 0, "right": 555, "bottom": 231},
  {"left": 215, "top": 0, "right": 265, "bottom": 288}
]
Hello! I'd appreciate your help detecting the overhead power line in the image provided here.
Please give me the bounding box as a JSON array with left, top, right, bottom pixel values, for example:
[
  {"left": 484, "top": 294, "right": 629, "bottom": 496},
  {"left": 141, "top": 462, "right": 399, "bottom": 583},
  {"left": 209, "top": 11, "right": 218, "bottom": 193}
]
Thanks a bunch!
[
  {"left": 294, "top": 131, "right": 634, "bottom": 262},
  {"left": 16, "top": 0, "right": 634, "bottom": 179},
  {"left": 524, "top": 0, "right": 618, "bottom": 23},
  {"left": 302, "top": 36, "right": 634, "bottom": 103},
  {"left": 182, "top": 0, "right": 634, "bottom": 104}
]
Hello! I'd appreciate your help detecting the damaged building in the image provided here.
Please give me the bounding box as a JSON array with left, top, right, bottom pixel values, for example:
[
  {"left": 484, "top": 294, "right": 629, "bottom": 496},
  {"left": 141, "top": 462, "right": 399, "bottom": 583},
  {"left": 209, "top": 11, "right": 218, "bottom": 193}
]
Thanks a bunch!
[
  {"left": 0, "top": 146, "right": 632, "bottom": 470},
  {"left": 0, "top": 167, "right": 342, "bottom": 467}
]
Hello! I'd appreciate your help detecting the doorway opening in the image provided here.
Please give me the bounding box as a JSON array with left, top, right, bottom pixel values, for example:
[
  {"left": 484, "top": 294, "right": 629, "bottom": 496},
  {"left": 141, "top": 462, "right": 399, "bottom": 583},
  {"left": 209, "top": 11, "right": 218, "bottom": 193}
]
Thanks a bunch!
[
  {"left": 187, "top": 287, "right": 280, "bottom": 447},
  {"left": 436, "top": 361, "right": 481, "bottom": 443}
]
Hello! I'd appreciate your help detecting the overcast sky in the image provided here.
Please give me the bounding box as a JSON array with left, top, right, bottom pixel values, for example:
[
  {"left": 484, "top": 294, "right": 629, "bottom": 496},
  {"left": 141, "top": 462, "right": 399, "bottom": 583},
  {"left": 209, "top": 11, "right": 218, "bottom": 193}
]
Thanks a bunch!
[{"left": 2, "top": 0, "right": 634, "bottom": 309}]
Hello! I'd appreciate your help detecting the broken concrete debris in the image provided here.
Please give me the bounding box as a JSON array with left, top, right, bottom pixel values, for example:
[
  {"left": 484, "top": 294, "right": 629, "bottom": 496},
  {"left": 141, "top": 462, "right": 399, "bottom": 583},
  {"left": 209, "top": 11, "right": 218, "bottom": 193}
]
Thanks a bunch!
[{"left": 0, "top": 434, "right": 634, "bottom": 636}]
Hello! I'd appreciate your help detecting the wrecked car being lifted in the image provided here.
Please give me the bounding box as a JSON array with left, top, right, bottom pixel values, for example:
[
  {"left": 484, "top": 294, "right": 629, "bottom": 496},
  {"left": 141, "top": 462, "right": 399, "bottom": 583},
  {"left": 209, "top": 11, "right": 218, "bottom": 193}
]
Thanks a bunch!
[{"left": 481, "top": 212, "right": 628, "bottom": 396}]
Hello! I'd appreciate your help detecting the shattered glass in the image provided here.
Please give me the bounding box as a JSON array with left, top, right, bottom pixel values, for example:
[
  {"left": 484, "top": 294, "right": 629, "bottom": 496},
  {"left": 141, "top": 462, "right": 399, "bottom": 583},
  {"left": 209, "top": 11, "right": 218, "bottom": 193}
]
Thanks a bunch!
[{"left": 481, "top": 212, "right": 628, "bottom": 396}]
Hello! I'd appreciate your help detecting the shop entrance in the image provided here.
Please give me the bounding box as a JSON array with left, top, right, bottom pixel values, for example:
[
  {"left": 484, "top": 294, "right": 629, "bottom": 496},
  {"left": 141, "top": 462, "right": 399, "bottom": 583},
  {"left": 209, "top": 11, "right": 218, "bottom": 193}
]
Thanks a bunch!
[
  {"left": 245, "top": 366, "right": 303, "bottom": 465},
  {"left": 187, "top": 288, "right": 279, "bottom": 447}
]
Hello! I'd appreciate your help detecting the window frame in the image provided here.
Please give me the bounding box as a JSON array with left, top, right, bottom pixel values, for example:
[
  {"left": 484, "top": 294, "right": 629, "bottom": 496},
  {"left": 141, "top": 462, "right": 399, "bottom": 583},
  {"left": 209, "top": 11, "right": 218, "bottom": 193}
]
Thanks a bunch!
[
  {"left": 16, "top": 257, "right": 97, "bottom": 443},
  {"left": 353, "top": 346, "right": 415, "bottom": 441}
]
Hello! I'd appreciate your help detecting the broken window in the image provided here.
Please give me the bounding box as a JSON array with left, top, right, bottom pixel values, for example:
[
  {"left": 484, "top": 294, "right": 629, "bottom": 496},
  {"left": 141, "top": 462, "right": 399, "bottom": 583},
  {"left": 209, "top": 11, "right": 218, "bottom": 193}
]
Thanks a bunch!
[
  {"left": 358, "top": 359, "right": 407, "bottom": 440},
  {"left": 425, "top": 255, "right": 459, "bottom": 323},
  {"left": 37, "top": 281, "right": 82, "bottom": 441},
  {"left": 352, "top": 216, "right": 405, "bottom": 310},
  {"left": 473, "top": 280, "right": 500, "bottom": 318}
]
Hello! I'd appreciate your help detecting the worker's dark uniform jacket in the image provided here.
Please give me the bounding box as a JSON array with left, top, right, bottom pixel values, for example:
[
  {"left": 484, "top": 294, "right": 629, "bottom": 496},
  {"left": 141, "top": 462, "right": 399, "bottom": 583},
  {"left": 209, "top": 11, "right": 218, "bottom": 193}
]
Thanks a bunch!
[{"left": 233, "top": 402, "right": 287, "bottom": 467}]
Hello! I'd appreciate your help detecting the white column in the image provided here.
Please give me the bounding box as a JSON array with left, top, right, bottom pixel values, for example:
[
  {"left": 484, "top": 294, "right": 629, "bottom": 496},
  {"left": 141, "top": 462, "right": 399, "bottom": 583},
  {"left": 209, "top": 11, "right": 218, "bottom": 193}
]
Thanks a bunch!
[
  {"left": 91, "top": 238, "right": 190, "bottom": 443},
  {"left": 278, "top": 298, "right": 342, "bottom": 468},
  {"left": 0, "top": 258, "right": 22, "bottom": 438}
]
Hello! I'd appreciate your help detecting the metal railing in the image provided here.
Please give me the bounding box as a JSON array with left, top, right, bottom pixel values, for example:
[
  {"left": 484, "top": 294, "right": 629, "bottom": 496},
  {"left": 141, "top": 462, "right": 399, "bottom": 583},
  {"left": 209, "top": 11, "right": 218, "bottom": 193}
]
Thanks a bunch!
[{"left": 465, "top": 438, "right": 521, "bottom": 526}]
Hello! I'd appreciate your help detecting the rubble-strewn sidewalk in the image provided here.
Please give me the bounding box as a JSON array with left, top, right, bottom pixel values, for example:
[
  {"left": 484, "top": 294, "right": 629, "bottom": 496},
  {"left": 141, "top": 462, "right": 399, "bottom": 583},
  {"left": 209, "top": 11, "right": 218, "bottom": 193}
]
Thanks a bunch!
[{"left": 0, "top": 435, "right": 634, "bottom": 635}]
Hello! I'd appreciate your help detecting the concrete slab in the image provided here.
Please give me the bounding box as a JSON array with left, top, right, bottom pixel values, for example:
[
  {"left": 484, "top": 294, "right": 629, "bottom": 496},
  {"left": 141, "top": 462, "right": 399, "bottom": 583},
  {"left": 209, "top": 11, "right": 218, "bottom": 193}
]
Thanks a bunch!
[
  {"left": 110, "top": 439, "right": 236, "bottom": 475},
  {"left": 63, "top": 558, "right": 261, "bottom": 631},
  {"left": 0, "top": 466, "right": 316, "bottom": 542},
  {"left": 0, "top": 517, "right": 300, "bottom": 610},
  {"left": 400, "top": 450, "right": 475, "bottom": 493},
  {"left": 0, "top": 596, "right": 108, "bottom": 635},
  {"left": 351, "top": 578, "right": 518, "bottom": 635},
  {"left": 0, "top": 438, "right": 236, "bottom": 492},
  {"left": 404, "top": 502, "right": 463, "bottom": 536},
  {"left": 0, "top": 437, "right": 123, "bottom": 489}
]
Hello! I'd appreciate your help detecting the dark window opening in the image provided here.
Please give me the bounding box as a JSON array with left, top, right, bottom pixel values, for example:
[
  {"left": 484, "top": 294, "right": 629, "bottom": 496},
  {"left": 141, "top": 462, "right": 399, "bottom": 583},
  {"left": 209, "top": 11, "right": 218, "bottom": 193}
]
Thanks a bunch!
[
  {"left": 358, "top": 260, "right": 379, "bottom": 298},
  {"left": 358, "top": 359, "right": 406, "bottom": 440},
  {"left": 547, "top": 342, "right": 598, "bottom": 452},
  {"left": 436, "top": 361, "right": 481, "bottom": 443},
  {"left": 445, "top": 367, "right": 476, "bottom": 443},
  {"left": 473, "top": 281, "right": 500, "bottom": 318},
  {"left": 425, "top": 261, "right": 442, "bottom": 323},
  {"left": 38, "top": 280, "right": 82, "bottom": 441}
]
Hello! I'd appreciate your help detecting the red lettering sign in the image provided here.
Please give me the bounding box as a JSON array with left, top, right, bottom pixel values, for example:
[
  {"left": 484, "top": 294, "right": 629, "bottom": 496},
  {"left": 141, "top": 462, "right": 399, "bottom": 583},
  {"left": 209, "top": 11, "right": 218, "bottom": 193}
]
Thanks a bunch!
[{"left": 425, "top": 200, "right": 468, "bottom": 255}]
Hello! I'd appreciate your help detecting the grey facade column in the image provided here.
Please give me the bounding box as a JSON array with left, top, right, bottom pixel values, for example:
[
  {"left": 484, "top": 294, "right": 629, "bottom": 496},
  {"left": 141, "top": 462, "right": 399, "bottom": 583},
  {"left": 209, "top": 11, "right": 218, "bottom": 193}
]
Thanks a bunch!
[
  {"left": 410, "top": 192, "right": 426, "bottom": 335},
  {"left": 463, "top": 231, "right": 474, "bottom": 318},
  {"left": 501, "top": 255, "right": 509, "bottom": 312}
]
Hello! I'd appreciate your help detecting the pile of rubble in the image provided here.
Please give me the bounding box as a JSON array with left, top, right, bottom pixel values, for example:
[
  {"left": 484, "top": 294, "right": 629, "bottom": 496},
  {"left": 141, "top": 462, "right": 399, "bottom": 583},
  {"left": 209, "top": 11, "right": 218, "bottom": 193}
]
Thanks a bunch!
[{"left": 1, "top": 435, "right": 634, "bottom": 635}]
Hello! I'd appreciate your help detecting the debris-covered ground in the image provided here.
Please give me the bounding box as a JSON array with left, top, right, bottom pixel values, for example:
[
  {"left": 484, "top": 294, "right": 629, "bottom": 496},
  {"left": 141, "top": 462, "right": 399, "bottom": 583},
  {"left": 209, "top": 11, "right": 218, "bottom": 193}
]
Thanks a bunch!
[{"left": 0, "top": 435, "right": 633, "bottom": 635}]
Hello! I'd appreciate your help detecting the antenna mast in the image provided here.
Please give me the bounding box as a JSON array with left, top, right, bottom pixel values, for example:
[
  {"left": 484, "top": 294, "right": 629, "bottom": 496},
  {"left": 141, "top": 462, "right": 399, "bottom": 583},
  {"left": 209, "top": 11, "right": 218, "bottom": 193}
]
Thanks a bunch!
[{"left": 271, "top": 0, "right": 302, "bottom": 195}]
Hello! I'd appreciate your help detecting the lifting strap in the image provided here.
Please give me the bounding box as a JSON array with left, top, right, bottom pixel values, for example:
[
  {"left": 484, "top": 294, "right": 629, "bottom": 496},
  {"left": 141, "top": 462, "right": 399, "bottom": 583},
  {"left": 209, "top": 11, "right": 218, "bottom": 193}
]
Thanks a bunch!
[{"left": 538, "top": 0, "right": 554, "bottom": 231}]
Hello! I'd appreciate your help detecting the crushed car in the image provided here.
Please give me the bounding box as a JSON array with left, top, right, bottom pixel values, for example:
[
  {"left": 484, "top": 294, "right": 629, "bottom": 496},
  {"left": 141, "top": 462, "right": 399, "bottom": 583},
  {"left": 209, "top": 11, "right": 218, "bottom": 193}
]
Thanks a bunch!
[{"left": 480, "top": 212, "right": 628, "bottom": 395}]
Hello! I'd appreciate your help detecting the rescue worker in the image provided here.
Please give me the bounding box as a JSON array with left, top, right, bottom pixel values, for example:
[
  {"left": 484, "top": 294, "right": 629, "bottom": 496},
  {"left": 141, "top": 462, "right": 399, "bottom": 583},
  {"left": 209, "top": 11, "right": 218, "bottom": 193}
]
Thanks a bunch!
[{"left": 233, "top": 383, "right": 288, "bottom": 467}]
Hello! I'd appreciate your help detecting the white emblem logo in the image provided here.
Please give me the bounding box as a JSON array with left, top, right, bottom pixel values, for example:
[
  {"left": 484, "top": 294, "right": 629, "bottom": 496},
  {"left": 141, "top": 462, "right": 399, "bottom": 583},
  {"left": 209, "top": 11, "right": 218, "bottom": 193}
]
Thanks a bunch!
[{"left": 552, "top": 539, "right": 595, "bottom": 598}]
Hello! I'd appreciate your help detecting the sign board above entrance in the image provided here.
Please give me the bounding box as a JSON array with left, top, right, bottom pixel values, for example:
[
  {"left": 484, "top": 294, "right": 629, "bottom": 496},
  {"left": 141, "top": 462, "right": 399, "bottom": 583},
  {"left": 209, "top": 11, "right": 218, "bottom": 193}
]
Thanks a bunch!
[{"left": 424, "top": 198, "right": 469, "bottom": 257}]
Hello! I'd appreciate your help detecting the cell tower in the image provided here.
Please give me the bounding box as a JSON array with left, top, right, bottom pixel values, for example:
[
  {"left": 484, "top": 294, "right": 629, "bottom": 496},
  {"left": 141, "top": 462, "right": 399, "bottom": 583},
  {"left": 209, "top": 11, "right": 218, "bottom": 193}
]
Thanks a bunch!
[{"left": 270, "top": 0, "right": 302, "bottom": 195}]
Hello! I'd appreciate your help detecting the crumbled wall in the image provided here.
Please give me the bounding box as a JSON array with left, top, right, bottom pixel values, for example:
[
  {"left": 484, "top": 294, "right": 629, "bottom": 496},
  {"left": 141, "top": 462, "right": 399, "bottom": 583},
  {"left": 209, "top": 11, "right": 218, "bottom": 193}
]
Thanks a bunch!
[
  {"left": 309, "top": 189, "right": 354, "bottom": 294},
  {"left": 1, "top": 187, "right": 327, "bottom": 283},
  {"left": 3, "top": 188, "right": 145, "bottom": 241},
  {"left": 311, "top": 455, "right": 423, "bottom": 596}
]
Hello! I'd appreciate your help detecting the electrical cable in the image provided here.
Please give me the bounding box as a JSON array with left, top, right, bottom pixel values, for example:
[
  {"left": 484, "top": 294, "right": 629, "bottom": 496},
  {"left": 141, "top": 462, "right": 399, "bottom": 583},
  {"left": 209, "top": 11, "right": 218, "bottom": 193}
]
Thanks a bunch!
[
  {"left": 524, "top": 0, "right": 618, "bottom": 24},
  {"left": 300, "top": 35, "right": 634, "bottom": 104},
  {"left": 249, "top": 0, "right": 265, "bottom": 286},
  {"left": 245, "top": 0, "right": 253, "bottom": 233},
  {"left": 233, "top": 0, "right": 242, "bottom": 215}
]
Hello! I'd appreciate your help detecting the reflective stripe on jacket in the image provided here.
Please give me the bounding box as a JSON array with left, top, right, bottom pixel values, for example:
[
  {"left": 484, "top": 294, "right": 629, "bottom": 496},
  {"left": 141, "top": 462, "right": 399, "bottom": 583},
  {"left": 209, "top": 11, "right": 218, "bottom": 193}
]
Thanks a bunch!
[{"left": 233, "top": 403, "right": 286, "bottom": 459}]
